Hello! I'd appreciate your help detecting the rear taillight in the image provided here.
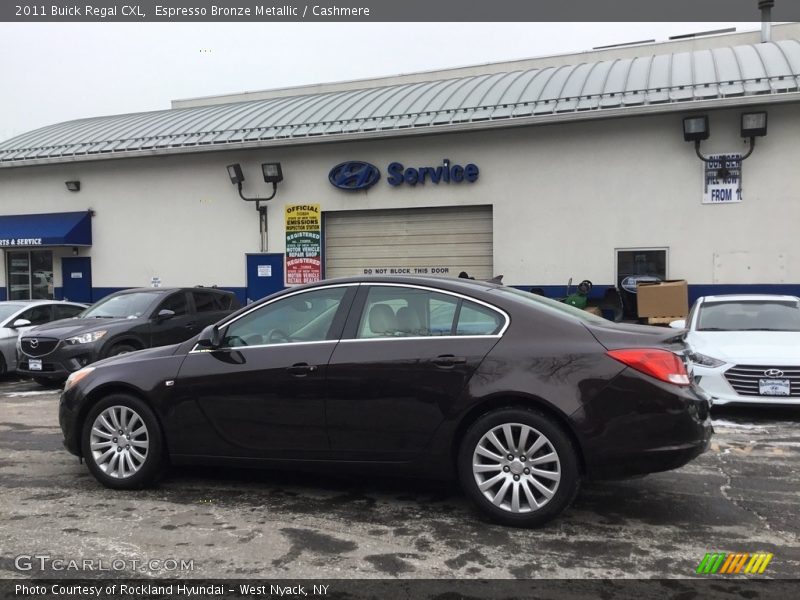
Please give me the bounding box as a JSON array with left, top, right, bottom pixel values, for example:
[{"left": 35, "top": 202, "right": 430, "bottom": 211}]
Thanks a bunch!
[{"left": 607, "top": 348, "right": 691, "bottom": 386}]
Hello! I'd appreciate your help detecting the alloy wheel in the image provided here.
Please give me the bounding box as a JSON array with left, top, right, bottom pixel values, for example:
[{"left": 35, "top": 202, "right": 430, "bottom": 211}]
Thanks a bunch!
[{"left": 89, "top": 405, "right": 150, "bottom": 479}]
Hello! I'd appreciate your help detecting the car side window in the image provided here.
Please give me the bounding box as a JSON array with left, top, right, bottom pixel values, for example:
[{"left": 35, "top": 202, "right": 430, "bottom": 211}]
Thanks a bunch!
[
  {"left": 456, "top": 301, "right": 504, "bottom": 335},
  {"left": 156, "top": 293, "right": 188, "bottom": 317},
  {"left": 18, "top": 305, "right": 53, "bottom": 326},
  {"left": 357, "top": 286, "right": 461, "bottom": 338},
  {"left": 54, "top": 304, "right": 84, "bottom": 320},
  {"left": 223, "top": 287, "right": 347, "bottom": 347},
  {"left": 192, "top": 291, "right": 226, "bottom": 313}
]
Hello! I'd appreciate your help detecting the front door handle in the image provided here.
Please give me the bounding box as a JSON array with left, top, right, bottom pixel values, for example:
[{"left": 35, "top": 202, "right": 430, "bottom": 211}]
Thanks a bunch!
[
  {"left": 431, "top": 354, "right": 467, "bottom": 368},
  {"left": 286, "top": 362, "right": 318, "bottom": 377}
]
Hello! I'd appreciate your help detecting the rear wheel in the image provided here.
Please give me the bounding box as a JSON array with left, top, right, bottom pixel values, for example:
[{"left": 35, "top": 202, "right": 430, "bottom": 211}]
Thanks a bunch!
[
  {"left": 458, "top": 407, "right": 580, "bottom": 527},
  {"left": 81, "top": 394, "right": 163, "bottom": 489}
]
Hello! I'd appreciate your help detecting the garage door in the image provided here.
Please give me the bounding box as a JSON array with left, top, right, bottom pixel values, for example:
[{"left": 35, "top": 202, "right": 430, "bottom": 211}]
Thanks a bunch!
[{"left": 324, "top": 205, "right": 493, "bottom": 280}]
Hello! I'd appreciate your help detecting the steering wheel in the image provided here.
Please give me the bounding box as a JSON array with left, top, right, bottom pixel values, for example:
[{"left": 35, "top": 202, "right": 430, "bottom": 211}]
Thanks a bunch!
[
  {"left": 224, "top": 335, "right": 247, "bottom": 347},
  {"left": 267, "top": 329, "right": 291, "bottom": 344}
]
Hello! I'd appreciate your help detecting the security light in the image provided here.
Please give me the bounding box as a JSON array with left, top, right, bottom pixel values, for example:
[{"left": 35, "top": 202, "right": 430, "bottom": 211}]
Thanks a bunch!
[
  {"left": 65, "top": 181, "right": 81, "bottom": 192},
  {"left": 741, "top": 112, "right": 767, "bottom": 138},
  {"left": 261, "top": 162, "right": 283, "bottom": 184},
  {"left": 226, "top": 164, "right": 245, "bottom": 185},
  {"left": 682, "top": 116, "right": 709, "bottom": 142}
]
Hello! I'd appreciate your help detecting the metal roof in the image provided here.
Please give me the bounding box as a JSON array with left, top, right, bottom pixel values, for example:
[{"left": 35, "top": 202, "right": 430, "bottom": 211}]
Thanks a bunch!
[{"left": 2, "top": 39, "right": 800, "bottom": 167}]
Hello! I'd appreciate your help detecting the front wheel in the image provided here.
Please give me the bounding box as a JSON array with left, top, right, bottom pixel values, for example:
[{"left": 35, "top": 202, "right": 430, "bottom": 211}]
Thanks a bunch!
[
  {"left": 458, "top": 407, "right": 580, "bottom": 527},
  {"left": 81, "top": 394, "right": 163, "bottom": 489}
]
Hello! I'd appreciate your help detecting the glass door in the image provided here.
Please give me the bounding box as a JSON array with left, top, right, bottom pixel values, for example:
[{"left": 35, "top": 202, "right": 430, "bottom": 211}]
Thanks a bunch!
[
  {"left": 5, "top": 250, "right": 54, "bottom": 300},
  {"left": 615, "top": 248, "right": 668, "bottom": 319}
]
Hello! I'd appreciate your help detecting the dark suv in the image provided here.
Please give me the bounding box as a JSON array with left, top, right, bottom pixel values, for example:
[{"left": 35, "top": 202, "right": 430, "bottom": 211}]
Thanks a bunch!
[{"left": 17, "top": 287, "right": 240, "bottom": 385}]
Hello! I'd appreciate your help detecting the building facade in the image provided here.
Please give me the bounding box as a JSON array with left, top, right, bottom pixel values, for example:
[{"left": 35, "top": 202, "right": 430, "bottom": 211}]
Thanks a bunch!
[{"left": 1, "top": 25, "right": 799, "bottom": 310}]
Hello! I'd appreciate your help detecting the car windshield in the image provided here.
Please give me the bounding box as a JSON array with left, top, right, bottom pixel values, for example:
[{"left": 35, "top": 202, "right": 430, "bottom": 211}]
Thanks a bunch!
[
  {"left": 81, "top": 292, "right": 162, "bottom": 319},
  {"left": 697, "top": 300, "right": 800, "bottom": 332},
  {"left": 496, "top": 286, "right": 608, "bottom": 324},
  {"left": 0, "top": 303, "right": 26, "bottom": 322}
]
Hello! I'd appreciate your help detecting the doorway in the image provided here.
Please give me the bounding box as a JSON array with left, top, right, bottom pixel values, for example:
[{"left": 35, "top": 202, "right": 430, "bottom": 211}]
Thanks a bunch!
[{"left": 6, "top": 250, "right": 54, "bottom": 300}]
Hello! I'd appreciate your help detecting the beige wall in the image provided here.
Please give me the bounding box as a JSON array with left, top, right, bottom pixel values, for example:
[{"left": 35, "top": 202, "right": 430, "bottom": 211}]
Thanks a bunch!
[{"left": 0, "top": 102, "right": 798, "bottom": 290}]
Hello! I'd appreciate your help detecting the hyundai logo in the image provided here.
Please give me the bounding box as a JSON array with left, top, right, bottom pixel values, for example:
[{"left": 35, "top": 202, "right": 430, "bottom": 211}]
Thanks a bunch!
[
  {"left": 29, "top": 339, "right": 39, "bottom": 349},
  {"left": 764, "top": 368, "right": 785, "bottom": 377},
  {"left": 328, "top": 161, "right": 381, "bottom": 191}
]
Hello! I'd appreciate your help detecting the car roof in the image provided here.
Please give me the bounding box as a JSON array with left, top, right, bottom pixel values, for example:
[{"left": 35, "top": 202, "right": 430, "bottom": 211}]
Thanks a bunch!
[
  {"left": 114, "top": 287, "right": 234, "bottom": 295},
  {"left": 0, "top": 299, "right": 85, "bottom": 306},
  {"left": 700, "top": 294, "right": 800, "bottom": 304},
  {"left": 281, "top": 275, "right": 502, "bottom": 293}
]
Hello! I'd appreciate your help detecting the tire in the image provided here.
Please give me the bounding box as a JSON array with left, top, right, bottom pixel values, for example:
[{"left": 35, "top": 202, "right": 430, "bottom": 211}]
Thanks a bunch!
[
  {"left": 457, "top": 407, "right": 580, "bottom": 527},
  {"left": 107, "top": 343, "right": 138, "bottom": 357},
  {"left": 0, "top": 353, "right": 6, "bottom": 376},
  {"left": 80, "top": 394, "right": 163, "bottom": 489}
]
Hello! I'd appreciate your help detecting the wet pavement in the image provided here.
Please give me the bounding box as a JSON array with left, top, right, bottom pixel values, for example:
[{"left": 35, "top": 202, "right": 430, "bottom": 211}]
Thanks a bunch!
[{"left": 1, "top": 376, "right": 799, "bottom": 579}]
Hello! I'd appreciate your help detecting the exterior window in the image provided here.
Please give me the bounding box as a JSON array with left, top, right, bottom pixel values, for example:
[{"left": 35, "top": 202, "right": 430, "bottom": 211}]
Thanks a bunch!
[
  {"left": 357, "top": 286, "right": 502, "bottom": 339},
  {"left": 54, "top": 304, "right": 84, "bottom": 319},
  {"left": 18, "top": 305, "right": 52, "bottom": 326},
  {"left": 193, "top": 291, "right": 226, "bottom": 312},
  {"left": 6, "top": 250, "right": 53, "bottom": 300},
  {"left": 456, "top": 301, "right": 504, "bottom": 335},
  {"left": 224, "top": 287, "right": 347, "bottom": 347},
  {"left": 157, "top": 293, "right": 189, "bottom": 316}
]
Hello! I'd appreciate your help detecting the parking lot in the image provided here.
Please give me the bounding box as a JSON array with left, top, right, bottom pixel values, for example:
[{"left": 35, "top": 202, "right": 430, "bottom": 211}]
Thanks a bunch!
[{"left": 1, "top": 376, "right": 799, "bottom": 580}]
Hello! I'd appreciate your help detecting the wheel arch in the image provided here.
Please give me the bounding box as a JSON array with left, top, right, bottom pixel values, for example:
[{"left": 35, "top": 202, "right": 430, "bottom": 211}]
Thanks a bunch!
[
  {"left": 101, "top": 336, "right": 146, "bottom": 357},
  {"left": 451, "top": 395, "right": 587, "bottom": 477},
  {"left": 76, "top": 383, "right": 168, "bottom": 458}
]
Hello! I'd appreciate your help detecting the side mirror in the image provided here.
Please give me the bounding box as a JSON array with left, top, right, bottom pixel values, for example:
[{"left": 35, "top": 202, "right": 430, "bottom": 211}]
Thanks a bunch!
[
  {"left": 11, "top": 319, "right": 32, "bottom": 329},
  {"left": 156, "top": 309, "right": 176, "bottom": 322},
  {"left": 669, "top": 319, "right": 687, "bottom": 330},
  {"left": 197, "top": 324, "right": 222, "bottom": 349}
]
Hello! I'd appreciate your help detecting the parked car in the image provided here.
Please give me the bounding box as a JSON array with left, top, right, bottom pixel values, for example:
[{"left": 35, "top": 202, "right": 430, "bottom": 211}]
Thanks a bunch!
[
  {"left": 671, "top": 294, "right": 800, "bottom": 406},
  {"left": 59, "top": 276, "right": 711, "bottom": 526},
  {"left": 18, "top": 287, "right": 240, "bottom": 386},
  {"left": 0, "top": 300, "right": 87, "bottom": 375}
]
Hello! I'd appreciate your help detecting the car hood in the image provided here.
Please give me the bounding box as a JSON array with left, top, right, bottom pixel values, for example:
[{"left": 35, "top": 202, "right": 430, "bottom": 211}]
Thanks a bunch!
[
  {"left": 687, "top": 331, "right": 800, "bottom": 364},
  {"left": 25, "top": 317, "right": 142, "bottom": 338},
  {"left": 90, "top": 342, "right": 184, "bottom": 370}
]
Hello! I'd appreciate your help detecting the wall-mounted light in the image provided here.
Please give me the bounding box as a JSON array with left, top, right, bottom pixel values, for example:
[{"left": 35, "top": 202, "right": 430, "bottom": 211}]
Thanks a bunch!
[
  {"left": 72, "top": 247, "right": 79, "bottom": 256},
  {"left": 684, "top": 111, "right": 768, "bottom": 164},
  {"left": 65, "top": 181, "right": 81, "bottom": 192},
  {"left": 226, "top": 162, "right": 284, "bottom": 252}
]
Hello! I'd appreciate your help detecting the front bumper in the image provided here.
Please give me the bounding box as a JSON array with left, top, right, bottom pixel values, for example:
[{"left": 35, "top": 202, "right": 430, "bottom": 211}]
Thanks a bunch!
[
  {"left": 59, "top": 384, "right": 83, "bottom": 456},
  {"left": 693, "top": 363, "right": 800, "bottom": 407},
  {"left": 17, "top": 342, "right": 100, "bottom": 381}
]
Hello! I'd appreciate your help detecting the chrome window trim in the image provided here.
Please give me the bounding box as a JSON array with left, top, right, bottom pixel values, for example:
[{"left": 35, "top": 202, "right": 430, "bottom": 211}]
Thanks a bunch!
[
  {"left": 339, "top": 335, "right": 503, "bottom": 343},
  {"left": 352, "top": 282, "right": 510, "bottom": 339},
  {"left": 191, "top": 339, "right": 339, "bottom": 353},
  {"left": 189, "top": 283, "right": 360, "bottom": 353}
]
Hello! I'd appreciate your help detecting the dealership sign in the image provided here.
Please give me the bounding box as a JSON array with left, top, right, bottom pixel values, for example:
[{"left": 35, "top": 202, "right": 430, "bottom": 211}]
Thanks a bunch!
[
  {"left": 703, "top": 153, "right": 742, "bottom": 204},
  {"left": 285, "top": 204, "right": 322, "bottom": 285},
  {"left": 329, "top": 159, "right": 479, "bottom": 191}
]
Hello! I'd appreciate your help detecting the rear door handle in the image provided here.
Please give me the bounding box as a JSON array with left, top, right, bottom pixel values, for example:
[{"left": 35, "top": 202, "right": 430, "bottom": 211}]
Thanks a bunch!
[
  {"left": 286, "top": 362, "right": 318, "bottom": 377},
  {"left": 431, "top": 354, "right": 467, "bottom": 368}
]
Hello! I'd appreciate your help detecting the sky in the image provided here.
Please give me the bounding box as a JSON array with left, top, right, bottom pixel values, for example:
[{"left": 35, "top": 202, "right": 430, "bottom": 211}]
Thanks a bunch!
[{"left": 0, "top": 21, "right": 758, "bottom": 143}]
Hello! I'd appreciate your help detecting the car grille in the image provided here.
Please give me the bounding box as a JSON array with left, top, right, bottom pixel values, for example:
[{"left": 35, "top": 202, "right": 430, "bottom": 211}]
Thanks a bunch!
[
  {"left": 19, "top": 361, "right": 56, "bottom": 372},
  {"left": 20, "top": 338, "right": 60, "bottom": 357},
  {"left": 724, "top": 365, "right": 800, "bottom": 397}
]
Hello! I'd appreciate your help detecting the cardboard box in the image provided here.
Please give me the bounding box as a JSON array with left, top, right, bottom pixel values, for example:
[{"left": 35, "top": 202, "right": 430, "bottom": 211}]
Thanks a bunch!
[
  {"left": 636, "top": 280, "right": 689, "bottom": 318},
  {"left": 584, "top": 306, "right": 603, "bottom": 317}
]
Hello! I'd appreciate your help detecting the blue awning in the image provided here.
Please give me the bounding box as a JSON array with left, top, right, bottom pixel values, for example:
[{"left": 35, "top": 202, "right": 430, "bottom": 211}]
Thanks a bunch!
[{"left": 0, "top": 211, "right": 92, "bottom": 247}]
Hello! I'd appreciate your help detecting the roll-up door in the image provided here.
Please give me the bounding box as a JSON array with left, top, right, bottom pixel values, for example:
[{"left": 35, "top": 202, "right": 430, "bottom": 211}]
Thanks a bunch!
[{"left": 324, "top": 205, "right": 493, "bottom": 279}]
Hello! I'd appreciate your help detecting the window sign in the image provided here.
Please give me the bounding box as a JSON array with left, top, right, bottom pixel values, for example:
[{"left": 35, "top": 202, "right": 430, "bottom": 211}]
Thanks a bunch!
[
  {"left": 285, "top": 204, "right": 322, "bottom": 285},
  {"left": 703, "top": 153, "right": 742, "bottom": 204}
]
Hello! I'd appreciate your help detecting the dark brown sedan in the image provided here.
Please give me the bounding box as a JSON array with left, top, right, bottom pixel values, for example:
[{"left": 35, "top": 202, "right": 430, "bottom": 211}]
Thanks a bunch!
[{"left": 59, "top": 277, "right": 711, "bottom": 527}]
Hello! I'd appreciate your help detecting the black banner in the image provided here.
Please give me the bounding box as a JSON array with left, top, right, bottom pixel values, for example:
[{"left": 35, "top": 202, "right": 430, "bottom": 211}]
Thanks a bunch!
[
  {"left": 2, "top": 579, "right": 800, "bottom": 600},
  {"left": 2, "top": 0, "right": 800, "bottom": 22}
]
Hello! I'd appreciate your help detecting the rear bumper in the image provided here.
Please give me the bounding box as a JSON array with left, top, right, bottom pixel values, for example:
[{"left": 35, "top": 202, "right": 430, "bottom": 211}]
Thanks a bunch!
[{"left": 574, "top": 370, "right": 713, "bottom": 480}]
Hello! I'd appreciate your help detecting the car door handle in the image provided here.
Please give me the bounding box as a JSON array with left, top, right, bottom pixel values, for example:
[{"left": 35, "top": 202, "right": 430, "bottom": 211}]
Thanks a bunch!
[
  {"left": 184, "top": 322, "right": 197, "bottom": 329},
  {"left": 431, "top": 355, "right": 467, "bottom": 368},
  {"left": 286, "top": 363, "right": 318, "bottom": 377}
]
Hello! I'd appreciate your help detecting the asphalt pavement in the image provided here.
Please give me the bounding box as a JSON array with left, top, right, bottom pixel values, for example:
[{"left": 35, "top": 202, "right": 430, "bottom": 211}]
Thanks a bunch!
[{"left": 1, "top": 376, "right": 798, "bottom": 580}]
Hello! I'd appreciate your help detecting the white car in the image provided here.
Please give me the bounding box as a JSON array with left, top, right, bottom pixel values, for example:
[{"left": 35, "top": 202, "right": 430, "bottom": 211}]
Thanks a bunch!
[
  {"left": 671, "top": 294, "right": 800, "bottom": 406},
  {"left": 0, "top": 300, "right": 86, "bottom": 376}
]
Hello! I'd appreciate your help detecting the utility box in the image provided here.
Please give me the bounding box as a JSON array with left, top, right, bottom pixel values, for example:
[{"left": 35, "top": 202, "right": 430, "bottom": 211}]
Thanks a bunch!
[{"left": 636, "top": 280, "right": 689, "bottom": 318}]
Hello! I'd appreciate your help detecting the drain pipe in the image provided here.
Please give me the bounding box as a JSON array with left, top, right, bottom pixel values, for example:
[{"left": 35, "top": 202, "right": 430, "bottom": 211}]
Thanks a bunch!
[{"left": 759, "top": 0, "right": 774, "bottom": 43}]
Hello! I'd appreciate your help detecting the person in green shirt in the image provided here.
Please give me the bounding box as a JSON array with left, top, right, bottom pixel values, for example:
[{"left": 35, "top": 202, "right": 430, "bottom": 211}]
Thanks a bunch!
[{"left": 564, "top": 280, "right": 592, "bottom": 309}]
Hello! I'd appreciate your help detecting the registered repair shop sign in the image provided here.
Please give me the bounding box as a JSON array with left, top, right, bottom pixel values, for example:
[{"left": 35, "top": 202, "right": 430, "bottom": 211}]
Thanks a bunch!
[{"left": 703, "top": 153, "right": 742, "bottom": 204}]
